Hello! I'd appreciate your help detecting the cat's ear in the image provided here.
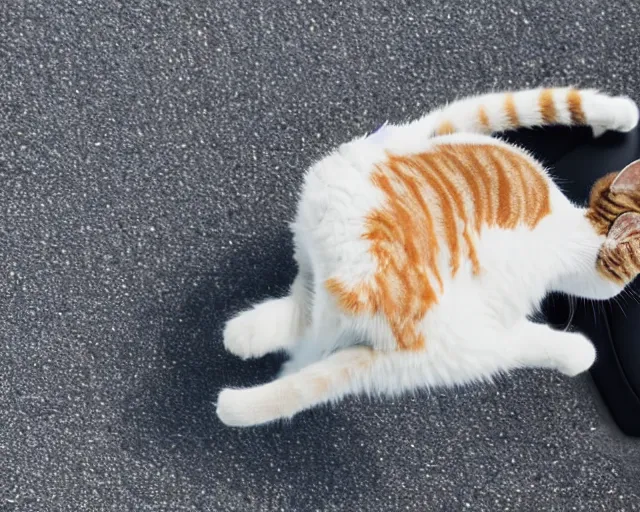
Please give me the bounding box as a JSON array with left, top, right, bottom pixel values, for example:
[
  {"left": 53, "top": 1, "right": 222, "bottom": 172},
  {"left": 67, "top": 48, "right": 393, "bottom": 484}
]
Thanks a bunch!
[
  {"left": 611, "top": 160, "right": 640, "bottom": 194},
  {"left": 606, "top": 212, "right": 640, "bottom": 244}
]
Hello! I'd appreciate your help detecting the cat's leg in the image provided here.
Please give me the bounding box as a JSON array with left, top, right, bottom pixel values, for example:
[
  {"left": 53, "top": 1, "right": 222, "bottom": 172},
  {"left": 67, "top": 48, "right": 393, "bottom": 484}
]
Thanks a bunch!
[
  {"left": 216, "top": 319, "right": 596, "bottom": 427},
  {"left": 276, "top": 283, "right": 345, "bottom": 377},
  {"left": 216, "top": 317, "right": 597, "bottom": 427},
  {"left": 223, "top": 271, "right": 311, "bottom": 359},
  {"left": 407, "top": 87, "right": 638, "bottom": 138},
  {"left": 507, "top": 319, "right": 596, "bottom": 377},
  {"left": 223, "top": 230, "right": 315, "bottom": 359},
  {"left": 216, "top": 345, "right": 378, "bottom": 427}
]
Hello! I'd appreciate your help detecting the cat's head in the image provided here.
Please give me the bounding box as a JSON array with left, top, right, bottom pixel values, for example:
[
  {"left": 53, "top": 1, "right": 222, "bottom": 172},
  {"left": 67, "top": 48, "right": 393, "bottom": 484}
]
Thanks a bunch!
[
  {"left": 587, "top": 159, "right": 640, "bottom": 235},
  {"left": 588, "top": 159, "right": 640, "bottom": 283}
]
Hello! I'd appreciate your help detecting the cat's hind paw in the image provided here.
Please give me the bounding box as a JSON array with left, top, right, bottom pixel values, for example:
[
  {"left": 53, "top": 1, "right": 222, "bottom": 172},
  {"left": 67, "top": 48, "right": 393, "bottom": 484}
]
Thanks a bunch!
[
  {"left": 216, "top": 386, "right": 289, "bottom": 427},
  {"left": 216, "top": 388, "right": 257, "bottom": 427},
  {"left": 223, "top": 297, "right": 299, "bottom": 360}
]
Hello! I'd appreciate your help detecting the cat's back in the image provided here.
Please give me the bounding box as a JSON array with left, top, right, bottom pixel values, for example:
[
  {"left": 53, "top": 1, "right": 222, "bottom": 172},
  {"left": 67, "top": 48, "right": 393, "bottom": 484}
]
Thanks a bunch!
[
  {"left": 294, "top": 132, "right": 562, "bottom": 350},
  {"left": 297, "top": 132, "right": 557, "bottom": 264}
]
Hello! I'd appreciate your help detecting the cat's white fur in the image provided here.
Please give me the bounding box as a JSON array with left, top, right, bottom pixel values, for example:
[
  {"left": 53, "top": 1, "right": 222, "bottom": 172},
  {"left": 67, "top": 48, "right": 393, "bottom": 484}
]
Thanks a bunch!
[{"left": 218, "top": 88, "right": 639, "bottom": 427}]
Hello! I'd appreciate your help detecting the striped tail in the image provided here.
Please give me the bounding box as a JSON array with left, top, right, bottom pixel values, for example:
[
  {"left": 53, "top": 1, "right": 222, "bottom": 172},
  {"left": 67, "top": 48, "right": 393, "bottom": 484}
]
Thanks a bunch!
[{"left": 419, "top": 87, "right": 639, "bottom": 138}]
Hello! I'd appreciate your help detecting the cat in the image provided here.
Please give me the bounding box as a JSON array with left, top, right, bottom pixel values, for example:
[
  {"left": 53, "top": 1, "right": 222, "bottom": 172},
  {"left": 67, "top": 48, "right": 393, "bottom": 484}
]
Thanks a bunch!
[{"left": 217, "top": 87, "right": 640, "bottom": 427}]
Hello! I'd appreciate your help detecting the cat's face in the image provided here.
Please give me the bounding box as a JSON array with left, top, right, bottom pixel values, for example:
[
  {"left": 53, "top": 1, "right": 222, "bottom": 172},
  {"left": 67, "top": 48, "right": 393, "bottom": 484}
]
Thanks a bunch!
[
  {"left": 587, "top": 160, "right": 640, "bottom": 284},
  {"left": 587, "top": 160, "right": 640, "bottom": 234}
]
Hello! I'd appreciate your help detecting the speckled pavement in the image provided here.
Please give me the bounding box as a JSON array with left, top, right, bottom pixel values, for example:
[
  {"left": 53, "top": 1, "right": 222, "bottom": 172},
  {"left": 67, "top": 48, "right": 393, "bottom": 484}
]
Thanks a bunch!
[{"left": 1, "top": 1, "right": 640, "bottom": 510}]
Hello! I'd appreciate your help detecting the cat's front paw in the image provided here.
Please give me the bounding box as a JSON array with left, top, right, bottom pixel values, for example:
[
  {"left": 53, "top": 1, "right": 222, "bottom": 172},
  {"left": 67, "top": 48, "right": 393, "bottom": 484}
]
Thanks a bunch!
[{"left": 555, "top": 334, "right": 597, "bottom": 377}]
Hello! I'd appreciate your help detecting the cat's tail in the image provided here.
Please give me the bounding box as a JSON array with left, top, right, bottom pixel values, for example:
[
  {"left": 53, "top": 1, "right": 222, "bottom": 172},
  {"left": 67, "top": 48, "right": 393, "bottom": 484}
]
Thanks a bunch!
[{"left": 419, "top": 87, "right": 639, "bottom": 138}]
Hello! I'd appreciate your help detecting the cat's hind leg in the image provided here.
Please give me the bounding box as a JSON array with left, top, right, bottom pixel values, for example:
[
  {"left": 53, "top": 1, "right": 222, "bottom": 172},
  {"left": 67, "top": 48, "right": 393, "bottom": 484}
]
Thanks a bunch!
[
  {"left": 276, "top": 281, "right": 347, "bottom": 377},
  {"left": 223, "top": 233, "right": 314, "bottom": 360},
  {"left": 216, "top": 345, "right": 377, "bottom": 427},
  {"left": 223, "top": 271, "right": 311, "bottom": 359}
]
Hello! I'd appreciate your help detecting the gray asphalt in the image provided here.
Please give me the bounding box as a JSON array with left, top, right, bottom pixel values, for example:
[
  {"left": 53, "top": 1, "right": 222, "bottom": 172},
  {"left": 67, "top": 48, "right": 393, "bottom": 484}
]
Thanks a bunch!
[{"left": 1, "top": 0, "right": 640, "bottom": 510}]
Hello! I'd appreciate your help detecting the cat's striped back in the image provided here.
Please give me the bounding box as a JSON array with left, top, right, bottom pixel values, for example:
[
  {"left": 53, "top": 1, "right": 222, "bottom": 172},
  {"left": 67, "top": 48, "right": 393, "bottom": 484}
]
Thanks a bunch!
[{"left": 326, "top": 141, "right": 551, "bottom": 350}]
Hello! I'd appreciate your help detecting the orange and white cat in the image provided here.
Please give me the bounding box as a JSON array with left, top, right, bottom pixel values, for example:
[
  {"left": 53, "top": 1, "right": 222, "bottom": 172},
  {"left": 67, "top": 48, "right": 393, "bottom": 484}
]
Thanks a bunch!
[{"left": 217, "top": 87, "right": 640, "bottom": 427}]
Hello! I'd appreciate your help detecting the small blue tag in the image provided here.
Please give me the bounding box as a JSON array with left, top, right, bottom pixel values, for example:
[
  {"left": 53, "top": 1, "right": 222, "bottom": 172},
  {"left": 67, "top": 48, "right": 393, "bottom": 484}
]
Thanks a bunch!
[
  {"left": 371, "top": 123, "right": 385, "bottom": 135},
  {"left": 368, "top": 122, "right": 388, "bottom": 143}
]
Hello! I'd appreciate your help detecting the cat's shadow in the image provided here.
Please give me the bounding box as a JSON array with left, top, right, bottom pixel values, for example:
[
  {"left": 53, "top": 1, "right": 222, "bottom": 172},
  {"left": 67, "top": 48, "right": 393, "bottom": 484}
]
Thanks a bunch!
[
  {"left": 128, "top": 227, "right": 293, "bottom": 430},
  {"left": 122, "top": 228, "right": 385, "bottom": 501}
]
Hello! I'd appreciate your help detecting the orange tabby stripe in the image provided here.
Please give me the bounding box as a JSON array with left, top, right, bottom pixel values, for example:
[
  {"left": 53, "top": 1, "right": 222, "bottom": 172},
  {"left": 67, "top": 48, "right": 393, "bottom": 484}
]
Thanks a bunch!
[
  {"left": 460, "top": 146, "right": 491, "bottom": 225},
  {"left": 485, "top": 147, "right": 514, "bottom": 227},
  {"left": 478, "top": 105, "right": 491, "bottom": 131},
  {"left": 436, "top": 120, "right": 456, "bottom": 136},
  {"left": 527, "top": 161, "right": 552, "bottom": 225},
  {"left": 521, "top": 159, "right": 539, "bottom": 221},
  {"left": 567, "top": 89, "right": 587, "bottom": 125},
  {"left": 380, "top": 257, "right": 414, "bottom": 320},
  {"left": 497, "top": 145, "right": 530, "bottom": 227},
  {"left": 415, "top": 153, "right": 463, "bottom": 274},
  {"left": 374, "top": 272, "right": 394, "bottom": 317},
  {"left": 440, "top": 149, "right": 483, "bottom": 230},
  {"left": 371, "top": 172, "right": 420, "bottom": 266},
  {"left": 431, "top": 147, "right": 482, "bottom": 275},
  {"left": 325, "top": 278, "right": 366, "bottom": 315},
  {"left": 365, "top": 218, "right": 407, "bottom": 316},
  {"left": 500, "top": 148, "right": 528, "bottom": 225},
  {"left": 421, "top": 154, "right": 467, "bottom": 219},
  {"left": 383, "top": 254, "right": 413, "bottom": 317},
  {"left": 504, "top": 93, "right": 519, "bottom": 127},
  {"left": 386, "top": 159, "right": 442, "bottom": 292},
  {"left": 400, "top": 156, "right": 458, "bottom": 272},
  {"left": 538, "top": 89, "right": 557, "bottom": 124},
  {"left": 463, "top": 227, "right": 480, "bottom": 275},
  {"left": 365, "top": 211, "right": 403, "bottom": 250}
]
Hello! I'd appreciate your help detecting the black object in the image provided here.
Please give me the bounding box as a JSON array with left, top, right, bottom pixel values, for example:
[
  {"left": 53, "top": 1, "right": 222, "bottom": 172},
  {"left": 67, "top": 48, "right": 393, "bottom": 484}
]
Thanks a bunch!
[{"left": 503, "top": 126, "right": 640, "bottom": 437}]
